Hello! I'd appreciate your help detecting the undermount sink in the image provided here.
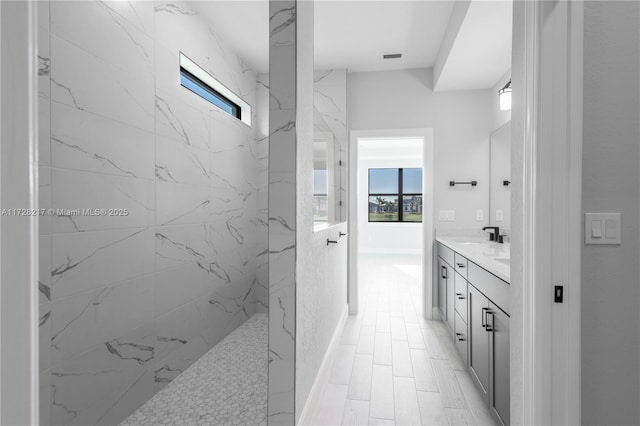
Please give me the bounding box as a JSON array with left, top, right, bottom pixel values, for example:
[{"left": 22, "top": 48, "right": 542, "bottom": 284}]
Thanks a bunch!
[{"left": 494, "top": 257, "right": 510, "bottom": 265}]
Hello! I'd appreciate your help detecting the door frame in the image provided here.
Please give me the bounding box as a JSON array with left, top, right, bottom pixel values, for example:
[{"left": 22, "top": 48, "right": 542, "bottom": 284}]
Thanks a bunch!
[
  {"left": 0, "top": 1, "right": 40, "bottom": 424},
  {"left": 347, "top": 128, "right": 434, "bottom": 319},
  {"left": 512, "top": 1, "right": 583, "bottom": 425}
]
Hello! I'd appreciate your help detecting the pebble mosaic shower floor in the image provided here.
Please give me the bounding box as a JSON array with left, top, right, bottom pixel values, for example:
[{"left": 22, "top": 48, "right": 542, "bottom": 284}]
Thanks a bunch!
[{"left": 121, "top": 314, "right": 268, "bottom": 426}]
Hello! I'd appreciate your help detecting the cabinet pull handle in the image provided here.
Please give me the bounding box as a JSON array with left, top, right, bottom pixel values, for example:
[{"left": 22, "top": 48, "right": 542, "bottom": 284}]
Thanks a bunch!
[
  {"left": 455, "top": 332, "right": 465, "bottom": 341},
  {"left": 456, "top": 263, "right": 465, "bottom": 268},
  {"left": 481, "top": 307, "right": 488, "bottom": 327},
  {"left": 485, "top": 311, "right": 494, "bottom": 332},
  {"left": 441, "top": 265, "right": 447, "bottom": 279},
  {"left": 456, "top": 293, "right": 465, "bottom": 299}
]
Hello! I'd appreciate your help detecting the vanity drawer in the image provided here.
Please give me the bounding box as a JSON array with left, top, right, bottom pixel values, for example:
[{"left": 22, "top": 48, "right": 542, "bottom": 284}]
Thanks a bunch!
[
  {"left": 454, "top": 253, "right": 468, "bottom": 278},
  {"left": 468, "top": 261, "right": 510, "bottom": 316},
  {"left": 454, "top": 311, "right": 468, "bottom": 367},
  {"left": 454, "top": 272, "right": 468, "bottom": 323},
  {"left": 438, "top": 243, "right": 455, "bottom": 267}
]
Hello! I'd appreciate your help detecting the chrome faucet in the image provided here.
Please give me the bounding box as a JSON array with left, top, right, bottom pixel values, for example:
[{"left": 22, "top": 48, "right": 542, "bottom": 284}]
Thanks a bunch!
[{"left": 482, "top": 226, "right": 500, "bottom": 242}]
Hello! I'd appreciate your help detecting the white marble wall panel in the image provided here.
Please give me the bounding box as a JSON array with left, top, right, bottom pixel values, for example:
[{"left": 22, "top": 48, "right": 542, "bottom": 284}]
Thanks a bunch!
[
  {"left": 40, "top": 369, "right": 52, "bottom": 426},
  {"left": 155, "top": 181, "right": 219, "bottom": 226},
  {"left": 50, "top": 227, "right": 155, "bottom": 300},
  {"left": 37, "top": 0, "right": 51, "bottom": 100},
  {"left": 39, "top": 166, "right": 52, "bottom": 236},
  {"left": 50, "top": 275, "right": 154, "bottom": 366},
  {"left": 50, "top": 169, "right": 155, "bottom": 233},
  {"left": 51, "top": 103, "right": 155, "bottom": 179},
  {"left": 40, "top": 234, "right": 51, "bottom": 303},
  {"left": 40, "top": 0, "right": 266, "bottom": 423},
  {"left": 155, "top": 89, "right": 210, "bottom": 151},
  {"left": 50, "top": 34, "right": 154, "bottom": 133},
  {"left": 40, "top": 302, "right": 52, "bottom": 373},
  {"left": 50, "top": 324, "right": 155, "bottom": 426},
  {"left": 268, "top": 1, "right": 300, "bottom": 424},
  {"left": 254, "top": 73, "right": 270, "bottom": 314},
  {"left": 155, "top": 263, "right": 212, "bottom": 317},
  {"left": 156, "top": 135, "right": 210, "bottom": 186},
  {"left": 50, "top": 1, "right": 154, "bottom": 78},
  {"left": 39, "top": 97, "right": 51, "bottom": 167}
]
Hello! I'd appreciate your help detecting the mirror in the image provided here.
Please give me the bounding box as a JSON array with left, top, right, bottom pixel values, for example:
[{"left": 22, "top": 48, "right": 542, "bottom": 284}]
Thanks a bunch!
[
  {"left": 313, "top": 108, "right": 335, "bottom": 224},
  {"left": 489, "top": 121, "right": 511, "bottom": 230}
]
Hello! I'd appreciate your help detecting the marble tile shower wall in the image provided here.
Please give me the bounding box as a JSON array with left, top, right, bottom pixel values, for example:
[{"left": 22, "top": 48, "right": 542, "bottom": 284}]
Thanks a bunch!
[{"left": 37, "top": 1, "right": 267, "bottom": 425}]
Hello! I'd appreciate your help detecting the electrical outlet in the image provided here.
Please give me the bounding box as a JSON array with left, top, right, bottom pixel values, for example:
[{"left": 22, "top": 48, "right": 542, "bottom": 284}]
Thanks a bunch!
[{"left": 476, "top": 210, "right": 484, "bottom": 221}]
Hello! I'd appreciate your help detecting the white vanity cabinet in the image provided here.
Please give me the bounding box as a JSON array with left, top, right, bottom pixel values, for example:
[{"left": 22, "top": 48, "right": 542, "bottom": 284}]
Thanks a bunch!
[{"left": 436, "top": 241, "right": 510, "bottom": 426}]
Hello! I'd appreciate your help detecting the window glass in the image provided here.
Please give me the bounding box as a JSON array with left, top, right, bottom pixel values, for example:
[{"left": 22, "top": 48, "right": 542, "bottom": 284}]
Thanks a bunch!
[
  {"left": 403, "top": 168, "right": 423, "bottom": 194},
  {"left": 368, "top": 196, "right": 399, "bottom": 222},
  {"left": 369, "top": 168, "right": 398, "bottom": 194},
  {"left": 180, "top": 69, "right": 240, "bottom": 118}
]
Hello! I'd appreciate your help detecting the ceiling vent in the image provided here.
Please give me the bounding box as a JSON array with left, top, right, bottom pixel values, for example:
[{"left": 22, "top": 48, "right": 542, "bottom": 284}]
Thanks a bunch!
[{"left": 382, "top": 53, "right": 402, "bottom": 60}]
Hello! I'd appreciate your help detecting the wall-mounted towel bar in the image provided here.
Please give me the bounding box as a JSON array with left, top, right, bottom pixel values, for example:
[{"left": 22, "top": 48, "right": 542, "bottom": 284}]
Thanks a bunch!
[
  {"left": 449, "top": 180, "right": 478, "bottom": 187},
  {"left": 327, "top": 232, "right": 349, "bottom": 246}
]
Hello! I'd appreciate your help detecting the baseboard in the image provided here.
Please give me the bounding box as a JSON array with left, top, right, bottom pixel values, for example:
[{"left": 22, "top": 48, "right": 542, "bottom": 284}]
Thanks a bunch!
[
  {"left": 359, "top": 248, "right": 422, "bottom": 255},
  {"left": 297, "top": 305, "right": 349, "bottom": 425}
]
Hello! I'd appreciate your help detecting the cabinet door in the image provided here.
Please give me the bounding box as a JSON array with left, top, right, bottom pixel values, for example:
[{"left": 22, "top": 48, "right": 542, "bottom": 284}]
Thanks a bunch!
[
  {"left": 445, "top": 263, "right": 455, "bottom": 334},
  {"left": 438, "top": 258, "right": 447, "bottom": 321},
  {"left": 489, "top": 302, "right": 510, "bottom": 426},
  {"left": 468, "top": 285, "right": 490, "bottom": 403}
]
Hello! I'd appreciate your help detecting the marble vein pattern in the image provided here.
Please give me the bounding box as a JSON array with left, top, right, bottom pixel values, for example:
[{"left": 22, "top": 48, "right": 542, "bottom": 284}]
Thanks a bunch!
[
  {"left": 40, "top": 0, "right": 267, "bottom": 424},
  {"left": 269, "top": 1, "right": 297, "bottom": 424},
  {"left": 122, "top": 314, "right": 267, "bottom": 426}
]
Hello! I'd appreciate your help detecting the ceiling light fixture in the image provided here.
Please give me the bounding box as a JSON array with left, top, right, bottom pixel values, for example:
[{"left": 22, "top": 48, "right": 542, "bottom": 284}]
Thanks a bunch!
[{"left": 499, "top": 80, "right": 512, "bottom": 111}]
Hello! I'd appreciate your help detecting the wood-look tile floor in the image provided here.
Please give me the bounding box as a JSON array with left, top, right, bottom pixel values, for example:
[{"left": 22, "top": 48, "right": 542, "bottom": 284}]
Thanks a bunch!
[{"left": 306, "top": 254, "right": 498, "bottom": 426}]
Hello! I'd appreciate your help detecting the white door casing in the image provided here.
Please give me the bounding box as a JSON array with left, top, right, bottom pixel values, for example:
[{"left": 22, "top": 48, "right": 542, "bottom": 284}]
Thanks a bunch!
[
  {"left": 347, "top": 128, "right": 434, "bottom": 319},
  {"left": 512, "top": 1, "right": 582, "bottom": 425},
  {"left": 0, "top": 1, "right": 40, "bottom": 424}
]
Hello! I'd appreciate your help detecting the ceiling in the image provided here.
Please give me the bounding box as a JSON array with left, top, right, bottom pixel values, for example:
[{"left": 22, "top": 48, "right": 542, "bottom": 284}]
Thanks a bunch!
[
  {"left": 194, "top": 0, "right": 512, "bottom": 90},
  {"left": 314, "top": 1, "right": 454, "bottom": 72}
]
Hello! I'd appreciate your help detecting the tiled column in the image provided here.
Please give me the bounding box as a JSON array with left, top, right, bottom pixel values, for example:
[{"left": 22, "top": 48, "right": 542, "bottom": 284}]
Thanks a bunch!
[{"left": 268, "top": 0, "right": 313, "bottom": 424}]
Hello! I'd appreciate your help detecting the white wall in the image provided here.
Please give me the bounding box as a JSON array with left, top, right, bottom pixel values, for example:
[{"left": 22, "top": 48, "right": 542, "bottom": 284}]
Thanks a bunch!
[
  {"left": 348, "top": 68, "right": 494, "bottom": 231},
  {"left": 357, "top": 147, "right": 423, "bottom": 254},
  {"left": 582, "top": 2, "right": 640, "bottom": 424}
]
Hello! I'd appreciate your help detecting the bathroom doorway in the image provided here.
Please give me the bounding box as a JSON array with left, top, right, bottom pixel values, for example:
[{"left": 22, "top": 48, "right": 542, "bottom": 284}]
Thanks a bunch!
[{"left": 348, "top": 129, "right": 434, "bottom": 321}]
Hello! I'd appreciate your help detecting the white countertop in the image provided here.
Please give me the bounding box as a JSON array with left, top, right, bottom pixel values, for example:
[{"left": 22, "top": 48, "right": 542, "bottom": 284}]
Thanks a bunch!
[{"left": 436, "top": 235, "right": 510, "bottom": 282}]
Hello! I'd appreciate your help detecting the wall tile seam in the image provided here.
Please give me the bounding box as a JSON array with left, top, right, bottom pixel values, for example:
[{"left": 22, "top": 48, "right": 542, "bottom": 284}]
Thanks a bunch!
[
  {"left": 48, "top": 99, "right": 155, "bottom": 137},
  {"left": 48, "top": 29, "right": 155, "bottom": 81}
]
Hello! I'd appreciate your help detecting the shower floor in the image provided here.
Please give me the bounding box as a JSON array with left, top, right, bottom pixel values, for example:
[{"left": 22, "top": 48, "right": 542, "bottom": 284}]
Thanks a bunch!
[{"left": 121, "top": 313, "right": 267, "bottom": 426}]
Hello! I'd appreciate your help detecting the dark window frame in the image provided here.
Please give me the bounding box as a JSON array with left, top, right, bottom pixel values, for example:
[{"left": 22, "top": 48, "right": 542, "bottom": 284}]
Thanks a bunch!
[
  {"left": 368, "top": 167, "right": 423, "bottom": 223},
  {"left": 180, "top": 67, "right": 242, "bottom": 120}
]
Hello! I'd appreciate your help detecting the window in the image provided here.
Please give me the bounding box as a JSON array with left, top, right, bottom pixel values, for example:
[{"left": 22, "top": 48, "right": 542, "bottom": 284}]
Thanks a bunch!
[
  {"left": 179, "top": 53, "right": 252, "bottom": 126},
  {"left": 180, "top": 68, "right": 241, "bottom": 119},
  {"left": 368, "top": 168, "right": 423, "bottom": 222}
]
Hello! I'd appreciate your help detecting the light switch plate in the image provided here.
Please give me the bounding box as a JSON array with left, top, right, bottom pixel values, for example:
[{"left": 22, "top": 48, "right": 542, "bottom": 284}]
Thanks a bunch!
[
  {"left": 496, "top": 210, "right": 504, "bottom": 222},
  {"left": 476, "top": 210, "right": 484, "bottom": 221},
  {"left": 585, "top": 213, "right": 621, "bottom": 245}
]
